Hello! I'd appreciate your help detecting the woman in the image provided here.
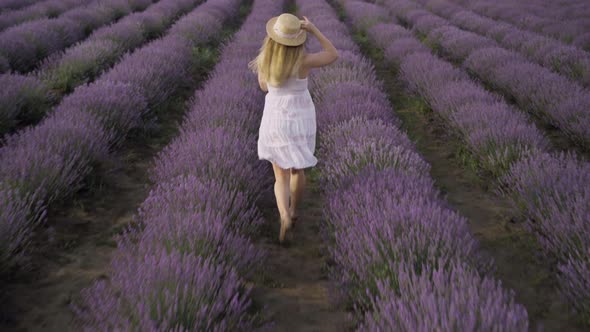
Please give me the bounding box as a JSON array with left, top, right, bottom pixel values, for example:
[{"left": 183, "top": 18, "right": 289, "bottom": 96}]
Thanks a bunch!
[{"left": 249, "top": 13, "right": 338, "bottom": 243}]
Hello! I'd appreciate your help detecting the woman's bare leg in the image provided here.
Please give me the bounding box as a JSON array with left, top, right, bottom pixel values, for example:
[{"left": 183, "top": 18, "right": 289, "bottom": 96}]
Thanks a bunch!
[
  {"left": 272, "top": 163, "right": 292, "bottom": 242},
  {"left": 289, "top": 168, "right": 305, "bottom": 225}
]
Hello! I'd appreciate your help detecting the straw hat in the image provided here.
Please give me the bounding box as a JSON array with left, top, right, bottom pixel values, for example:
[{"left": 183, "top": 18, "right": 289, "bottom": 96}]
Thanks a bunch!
[{"left": 266, "top": 13, "right": 307, "bottom": 46}]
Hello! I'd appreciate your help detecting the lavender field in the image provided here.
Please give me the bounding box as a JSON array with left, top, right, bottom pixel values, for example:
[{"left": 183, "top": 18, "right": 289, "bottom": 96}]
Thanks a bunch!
[{"left": 0, "top": 0, "right": 588, "bottom": 331}]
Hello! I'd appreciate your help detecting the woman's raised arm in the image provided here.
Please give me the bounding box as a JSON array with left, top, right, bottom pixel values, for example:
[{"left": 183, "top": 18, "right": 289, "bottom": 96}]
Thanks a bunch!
[{"left": 300, "top": 16, "right": 339, "bottom": 68}]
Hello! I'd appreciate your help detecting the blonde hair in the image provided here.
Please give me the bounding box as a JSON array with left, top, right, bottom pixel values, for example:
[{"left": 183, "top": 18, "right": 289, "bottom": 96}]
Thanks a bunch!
[{"left": 248, "top": 36, "right": 305, "bottom": 86}]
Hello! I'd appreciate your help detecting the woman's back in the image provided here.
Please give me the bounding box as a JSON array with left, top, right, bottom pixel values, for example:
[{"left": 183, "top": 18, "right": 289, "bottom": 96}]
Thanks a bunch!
[
  {"left": 253, "top": 13, "right": 338, "bottom": 243},
  {"left": 267, "top": 76, "right": 308, "bottom": 94}
]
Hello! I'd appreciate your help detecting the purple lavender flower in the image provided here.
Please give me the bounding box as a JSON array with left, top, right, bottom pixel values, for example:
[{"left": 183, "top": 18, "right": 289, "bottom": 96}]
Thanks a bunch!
[
  {"left": 0, "top": 18, "right": 71, "bottom": 72},
  {"left": 0, "top": 0, "right": 94, "bottom": 31},
  {"left": 400, "top": 52, "right": 468, "bottom": 98},
  {"left": 310, "top": 65, "right": 377, "bottom": 98},
  {"left": 341, "top": 1, "right": 389, "bottom": 29},
  {"left": 319, "top": 116, "right": 412, "bottom": 168},
  {"left": 360, "top": 262, "right": 529, "bottom": 332},
  {"left": 39, "top": 39, "right": 122, "bottom": 93},
  {"left": 325, "top": 167, "right": 481, "bottom": 308},
  {"left": 384, "top": 37, "right": 430, "bottom": 65},
  {"left": 182, "top": 69, "right": 262, "bottom": 134},
  {"left": 75, "top": 250, "right": 255, "bottom": 331},
  {"left": 0, "top": 107, "right": 111, "bottom": 198},
  {"left": 411, "top": 12, "right": 449, "bottom": 35},
  {"left": 463, "top": 46, "right": 523, "bottom": 79},
  {"left": 101, "top": 36, "right": 192, "bottom": 107},
  {"left": 0, "top": 0, "right": 40, "bottom": 12},
  {"left": 151, "top": 123, "right": 269, "bottom": 199},
  {"left": 366, "top": 23, "right": 411, "bottom": 49},
  {"left": 318, "top": 127, "right": 430, "bottom": 189},
  {"left": 57, "top": 79, "right": 148, "bottom": 144},
  {"left": 427, "top": 25, "right": 498, "bottom": 61},
  {"left": 317, "top": 95, "right": 395, "bottom": 132},
  {"left": 499, "top": 152, "right": 590, "bottom": 261},
  {"left": 0, "top": 187, "right": 45, "bottom": 275},
  {"left": 0, "top": 73, "right": 55, "bottom": 134},
  {"left": 124, "top": 201, "right": 264, "bottom": 277},
  {"left": 559, "top": 254, "right": 590, "bottom": 325},
  {"left": 138, "top": 174, "right": 263, "bottom": 235},
  {"left": 0, "top": 0, "right": 155, "bottom": 72}
]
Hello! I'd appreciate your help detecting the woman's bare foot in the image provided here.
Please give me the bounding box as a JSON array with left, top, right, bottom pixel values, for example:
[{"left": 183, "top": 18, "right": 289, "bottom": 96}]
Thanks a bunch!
[
  {"left": 289, "top": 207, "right": 298, "bottom": 228},
  {"left": 279, "top": 216, "right": 293, "bottom": 244}
]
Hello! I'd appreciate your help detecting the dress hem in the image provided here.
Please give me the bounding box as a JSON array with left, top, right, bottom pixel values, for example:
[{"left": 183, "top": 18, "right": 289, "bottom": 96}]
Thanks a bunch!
[{"left": 258, "top": 156, "right": 318, "bottom": 170}]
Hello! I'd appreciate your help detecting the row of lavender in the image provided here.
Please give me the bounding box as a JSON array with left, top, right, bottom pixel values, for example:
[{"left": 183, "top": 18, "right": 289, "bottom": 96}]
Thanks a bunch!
[
  {"left": 365, "top": 11, "right": 547, "bottom": 175},
  {"left": 0, "top": 0, "right": 93, "bottom": 30},
  {"left": 460, "top": 0, "right": 590, "bottom": 21},
  {"left": 449, "top": 0, "right": 590, "bottom": 49},
  {"left": 380, "top": 0, "right": 590, "bottom": 149},
  {"left": 74, "top": 0, "right": 281, "bottom": 328},
  {"left": 412, "top": 0, "right": 590, "bottom": 88},
  {"left": 365, "top": 0, "right": 590, "bottom": 324},
  {"left": 0, "top": 0, "right": 44, "bottom": 12},
  {"left": 0, "top": 0, "right": 239, "bottom": 277},
  {"left": 0, "top": 0, "right": 156, "bottom": 73},
  {"left": 297, "top": 0, "right": 529, "bottom": 330},
  {"left": 0, "top": 0, "right": 204, "bottom": 136}
]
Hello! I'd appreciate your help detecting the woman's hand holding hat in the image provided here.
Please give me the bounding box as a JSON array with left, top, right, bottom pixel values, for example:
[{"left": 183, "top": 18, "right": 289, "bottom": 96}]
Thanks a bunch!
[{"left": 299, "top": 16, "right": 317, "bottom": 34}]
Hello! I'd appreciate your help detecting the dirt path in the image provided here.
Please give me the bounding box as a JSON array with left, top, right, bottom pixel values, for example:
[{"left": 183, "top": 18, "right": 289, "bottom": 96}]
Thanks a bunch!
[
  {"left": 250, "top": 176, "right": 353, "bottom": 332},
  {"left": 361, "top": 44, "right": 585, "bottom": 331}
]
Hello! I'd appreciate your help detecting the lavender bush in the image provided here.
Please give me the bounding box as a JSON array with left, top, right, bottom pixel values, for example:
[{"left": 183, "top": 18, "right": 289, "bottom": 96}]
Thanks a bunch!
[
  {"left": 325, "top": 167, "right": 481, "bottom": 307},
  {"left": 378, "top": 0, "right": 590, "bottom": 321},
  {"left": 382, "top": 2, "right": 590, "bottom": 146},
  {"left": 124, "top": 203, "right": 264, "bottom": 278},
  {"left": 138, "top": 175, "right": 263, "bottom": 235},
  {"left": 366, "top": 23, "right": 410, "bottom": 50},
  {"left": 559, "top": 254, "right": 590, "bottom": 325},
  {"left": 0, "top": 0, "right": 157, "bottom": 72},
  {"left": 56, "top": 79, "right": 148, "bottom": 144},
  {"left": 384, "top": 37, "right": 430, "bottom": 66},
  {"left": 465, "top": 47, "right": 590, "bottom": 148},
  {"left": 0, "top": 0, "right": 243, "bottom": 277},
  {"left": 499, "top": 152, "right": 590, "bottom": 262},
  {"left": 150, "top": 126, "right": 267, "bottom": 197},
  {"left": 0, "top": 108, "right": 111, "bottom": 202},
  {"left": 76, "top": 0, "right": 284, "bottom": 328},
  {"left": 319, "top": 134, "right": 431, "bottom": 190},
  {"left": 0, "top": 0, "right": 43, "bottom": 12},
  {"left": 364, "top": 8, "right": 549, "bottom": 176},
  {"left": 1, "top": 0, "right": 203, "bottom": 136},
  {"left": 361, "top": 262, "right": 529, "bottom": 331},
  {"left": 0, "top": 73, "right": 55, "bottom": 135},
  {"left": 444, "top": 0, "right": 590, "bottom": 45},
  {"left": 0, "top": 0, "right": 94, "bottom": 31},
  {"left": 75, "top": 250, "right": 255, "bottom": 331},
  {"left": 39, "top": 39, "right": 120, "bottom": 93},
  {"left": 337, "top": 0, "right": 389, "bottom": 29},
  {"left": 298, "top": 0, "right": 527, "bottom": 328},
  {"left": 417, "top": 0, "right": 590, "bottom": 86},
  {"left": 0, "top": 187, "right": 45, "bottom": 275}
]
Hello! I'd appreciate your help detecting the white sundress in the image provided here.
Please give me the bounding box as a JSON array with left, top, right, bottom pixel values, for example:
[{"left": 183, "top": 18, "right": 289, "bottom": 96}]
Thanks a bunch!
[{"left": 258, "top": 76, "right": 318, "bottom": 169}]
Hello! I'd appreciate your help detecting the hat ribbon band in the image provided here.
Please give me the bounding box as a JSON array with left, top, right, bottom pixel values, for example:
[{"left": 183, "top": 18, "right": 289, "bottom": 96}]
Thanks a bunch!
[{"left": 273, "top": 21, "right": 303, "bottom": 39}]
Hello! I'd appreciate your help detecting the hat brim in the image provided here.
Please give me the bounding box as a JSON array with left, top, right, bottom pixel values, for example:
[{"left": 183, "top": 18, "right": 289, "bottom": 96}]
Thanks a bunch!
[{"left": 266, "top": 16, "right": 307, "bottom": 46}]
